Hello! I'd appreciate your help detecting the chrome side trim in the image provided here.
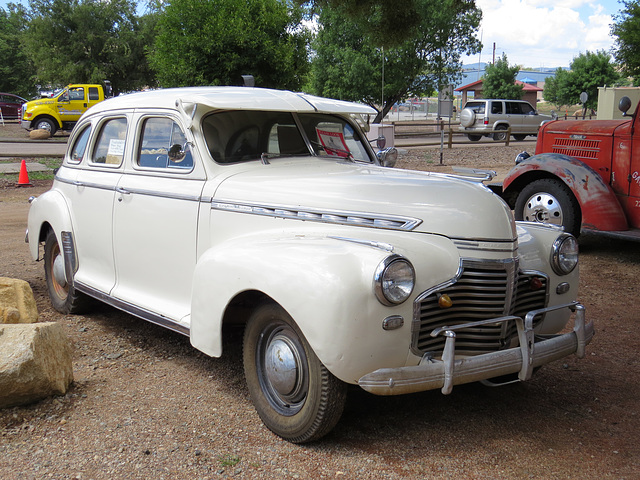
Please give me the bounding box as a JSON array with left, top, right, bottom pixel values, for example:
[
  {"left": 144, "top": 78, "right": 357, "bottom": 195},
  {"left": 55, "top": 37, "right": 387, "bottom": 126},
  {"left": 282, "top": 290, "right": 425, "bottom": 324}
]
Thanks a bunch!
[
  {"left": 328, "top": 236, "right": 394, "bottom": 252},
  {"left": 452, "top": 238, "right": 517, "bottom": 253},
  {"left": 211, "top": 199, "right": 422, "bottom": 231},
  {"left": 74, "top": 281, "right": 190, "bottom": 336},
  {"left": 55, "top": 175, "right": 117, "bottom": 192}
]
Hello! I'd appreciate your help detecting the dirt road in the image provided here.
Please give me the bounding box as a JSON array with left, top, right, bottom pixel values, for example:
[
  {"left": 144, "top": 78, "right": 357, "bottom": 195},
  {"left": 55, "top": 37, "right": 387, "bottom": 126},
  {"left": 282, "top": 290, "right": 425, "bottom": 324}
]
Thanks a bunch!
[{"left": 1, "top": 149, "right": 639, "bottom": 479}]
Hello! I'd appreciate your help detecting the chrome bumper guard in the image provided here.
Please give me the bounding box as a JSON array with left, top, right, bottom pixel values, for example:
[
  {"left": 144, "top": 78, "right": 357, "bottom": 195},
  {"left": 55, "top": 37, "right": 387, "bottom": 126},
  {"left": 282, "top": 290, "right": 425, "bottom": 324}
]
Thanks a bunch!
[{"left": 359, "top": 302, "right": 593, "bottom": 396}]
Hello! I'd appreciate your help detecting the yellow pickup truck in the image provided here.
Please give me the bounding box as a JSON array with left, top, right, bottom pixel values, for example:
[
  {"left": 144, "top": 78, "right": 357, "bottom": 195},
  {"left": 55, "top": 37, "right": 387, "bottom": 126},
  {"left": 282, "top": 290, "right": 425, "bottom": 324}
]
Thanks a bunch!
[{"left": 21, "top": 82, "right": 112, "bottom": 135}]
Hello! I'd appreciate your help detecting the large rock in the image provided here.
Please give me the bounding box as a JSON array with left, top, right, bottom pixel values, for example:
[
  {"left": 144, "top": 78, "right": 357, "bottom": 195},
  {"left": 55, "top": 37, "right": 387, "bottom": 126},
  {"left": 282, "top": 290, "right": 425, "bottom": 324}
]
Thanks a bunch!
[
  {"left": 29, "top": 129, "right": 51, "bottom": 140},
  {"left": 0, "top": 322, "right": 73, "bottom": 408},
  {"left": 0, "top": 277, "right": 38, "bottom": 324}
]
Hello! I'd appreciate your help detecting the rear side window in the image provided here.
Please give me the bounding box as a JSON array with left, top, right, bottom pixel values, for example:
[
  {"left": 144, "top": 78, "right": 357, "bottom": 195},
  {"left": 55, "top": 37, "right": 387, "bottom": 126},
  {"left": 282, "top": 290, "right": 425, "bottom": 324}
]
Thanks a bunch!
[
  {"left": 88, "top": 87, "right": 100, "bottom": 101},
  {"left": 490, "top": 102, "right": 503, "bottom": 114},
  {"left": 69, "top": 125, "right": 92, "bottom": 163},
  {"left": 91, "top": 118, "right": 127, "bottom": 165},
  {"left": 506, "top": 102, "right": 523, "bottom": 114}
]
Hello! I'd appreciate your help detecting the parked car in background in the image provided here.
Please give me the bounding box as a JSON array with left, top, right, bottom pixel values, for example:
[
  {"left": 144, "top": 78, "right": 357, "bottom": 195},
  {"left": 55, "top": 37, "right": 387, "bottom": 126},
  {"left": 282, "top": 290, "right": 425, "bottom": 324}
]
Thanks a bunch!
[
  {"left": 459, "top": 99, "right": 554, "bottom": 142},
  {"left": 500, "top": 95, "right": 640, "bottom": 241},
  {"left": 27, "top": 87, "right": 592, "bottom": 443},
  {"left": 0, "top": 93, "right": 28, "bottom": 119}
]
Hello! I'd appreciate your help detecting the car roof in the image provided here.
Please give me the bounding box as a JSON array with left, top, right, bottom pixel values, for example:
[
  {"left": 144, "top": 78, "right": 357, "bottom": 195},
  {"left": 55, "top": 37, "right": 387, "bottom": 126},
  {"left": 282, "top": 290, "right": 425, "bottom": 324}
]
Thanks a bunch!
[
  {"left": 0, "top": 93, "right": 27, "bottom": 101},
  {"left": 90, "top": 87, "right": 376, "bottom": 115}
]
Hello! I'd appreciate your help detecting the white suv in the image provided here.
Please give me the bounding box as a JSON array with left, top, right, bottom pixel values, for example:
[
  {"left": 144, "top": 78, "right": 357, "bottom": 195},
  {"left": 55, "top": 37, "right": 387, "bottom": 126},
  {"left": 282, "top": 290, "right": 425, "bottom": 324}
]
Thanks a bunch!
[
  {"left": 459, "top": 99, "right": 554, "bottom": 141},
  {"left": 27, "top": 87, "right": 591, "bottom": 443}
]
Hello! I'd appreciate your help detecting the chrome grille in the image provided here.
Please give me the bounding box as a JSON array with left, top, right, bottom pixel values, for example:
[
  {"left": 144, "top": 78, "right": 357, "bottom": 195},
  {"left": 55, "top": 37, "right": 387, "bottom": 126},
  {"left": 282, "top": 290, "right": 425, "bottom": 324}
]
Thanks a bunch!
[{"left": 411, "top": 262, "right": 548, "bottom": 356}]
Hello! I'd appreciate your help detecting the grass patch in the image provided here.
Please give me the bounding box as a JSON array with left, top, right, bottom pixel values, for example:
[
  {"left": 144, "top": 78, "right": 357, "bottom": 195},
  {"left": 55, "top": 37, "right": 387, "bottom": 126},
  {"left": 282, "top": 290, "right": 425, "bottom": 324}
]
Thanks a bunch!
[{"left": 217, "top": 454, "right": 241, "bottom": 467}]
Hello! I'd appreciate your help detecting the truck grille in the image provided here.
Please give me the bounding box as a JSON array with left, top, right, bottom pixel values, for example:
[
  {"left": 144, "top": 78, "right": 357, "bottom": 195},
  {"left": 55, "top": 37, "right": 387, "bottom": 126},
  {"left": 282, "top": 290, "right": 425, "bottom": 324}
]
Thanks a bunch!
[
  {"left": 551, "top": 137, "right": 600, "bottom": 160},
  {"left": 411, "top": 261, "right": 548, "bottom": 356}
]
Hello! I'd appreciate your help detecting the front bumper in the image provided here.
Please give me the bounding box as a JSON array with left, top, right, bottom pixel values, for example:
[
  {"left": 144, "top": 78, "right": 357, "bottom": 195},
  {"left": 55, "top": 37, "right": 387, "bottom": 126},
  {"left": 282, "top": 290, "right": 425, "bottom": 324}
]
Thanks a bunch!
[
  {"left": 20, "top": 119, "right": 32, "bottom": 130},
  {"left": 359, "top": 302, "right": 592, "bottom": 395}
]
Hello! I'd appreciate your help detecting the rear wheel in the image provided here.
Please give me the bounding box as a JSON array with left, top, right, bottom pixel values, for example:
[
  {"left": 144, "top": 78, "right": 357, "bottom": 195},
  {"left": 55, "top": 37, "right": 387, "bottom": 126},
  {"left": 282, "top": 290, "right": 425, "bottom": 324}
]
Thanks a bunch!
[
  {"left": 514, "top": 178, "right": 581, "bottom": 236},
  {"left": 44, "top": 230, "right": 90, "bottom": 313},
  {"left": 493, "top": 125, "right": 509, "bottom": 141},
  {"left": 243, "top": 303, "right": 347, "bottom": 443}
]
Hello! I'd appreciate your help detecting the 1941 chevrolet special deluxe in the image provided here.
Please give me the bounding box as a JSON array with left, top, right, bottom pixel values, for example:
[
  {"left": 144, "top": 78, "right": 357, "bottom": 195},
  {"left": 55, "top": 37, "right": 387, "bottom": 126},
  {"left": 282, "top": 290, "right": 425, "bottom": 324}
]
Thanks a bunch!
[{"left": 26, "top": 87, "right": 594, "bottom": 443}]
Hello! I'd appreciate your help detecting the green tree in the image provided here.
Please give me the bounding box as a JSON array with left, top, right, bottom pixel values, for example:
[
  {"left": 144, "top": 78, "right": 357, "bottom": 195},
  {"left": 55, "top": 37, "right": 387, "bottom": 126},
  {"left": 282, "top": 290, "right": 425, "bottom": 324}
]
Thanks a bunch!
[
  {"left": 311, "top": 0, "right": 482, "bottom": 123},
  {"left": 149, "top": 0, "right": 309, "bottom": 89},
  {"left": 22, "top": 0, "right": 154, "bottom": 94},
  {"left": 481, "top": 54, "right": 523, "bottom": 99},
  {"left": 611, "top": 0, "right": 640, "bottom": 81},
  {"left": 543, "top": 51, "right": 619, "bottom": 109},
  {"left": 0, "top": 4, "right": 36, "bottom": 98}
]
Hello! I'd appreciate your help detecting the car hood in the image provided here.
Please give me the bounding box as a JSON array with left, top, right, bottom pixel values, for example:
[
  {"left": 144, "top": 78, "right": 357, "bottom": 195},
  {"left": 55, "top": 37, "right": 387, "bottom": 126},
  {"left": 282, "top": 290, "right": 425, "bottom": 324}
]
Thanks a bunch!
[
  {"left": 213, "top": 159, "right": 516, "bottom": 241},
  {"left": 544, "top": 118, "right": 631, "bottom": 137}
]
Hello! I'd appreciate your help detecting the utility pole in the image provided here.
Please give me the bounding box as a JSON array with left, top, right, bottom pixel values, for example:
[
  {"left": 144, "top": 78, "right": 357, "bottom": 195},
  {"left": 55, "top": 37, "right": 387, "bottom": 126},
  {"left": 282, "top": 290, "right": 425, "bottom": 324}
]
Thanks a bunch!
[{"left": 492, "top": 42, "right": 496, "bottom": 64}]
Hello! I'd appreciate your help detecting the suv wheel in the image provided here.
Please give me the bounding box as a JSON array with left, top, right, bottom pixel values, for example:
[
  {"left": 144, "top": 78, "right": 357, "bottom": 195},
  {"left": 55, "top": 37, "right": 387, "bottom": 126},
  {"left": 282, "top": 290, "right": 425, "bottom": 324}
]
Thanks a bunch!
[
  {"left": 493, "top": 125, "right": 508, "bottom": 142},
  {"left": 467, "top": 134, "right": 482, "bottom": 142}
]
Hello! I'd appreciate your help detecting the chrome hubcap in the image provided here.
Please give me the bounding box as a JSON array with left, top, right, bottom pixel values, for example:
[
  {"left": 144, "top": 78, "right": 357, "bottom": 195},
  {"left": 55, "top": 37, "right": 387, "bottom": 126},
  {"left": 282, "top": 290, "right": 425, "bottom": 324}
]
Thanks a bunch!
[
  {"left": 265, "top": 336, "right": 300, "bottom": 397},
  {"left": 522, "top": 192, "right": 563, "bottom": 226},
  {"left": 53, "top": 253, "right": 67, "bottom": 288}
]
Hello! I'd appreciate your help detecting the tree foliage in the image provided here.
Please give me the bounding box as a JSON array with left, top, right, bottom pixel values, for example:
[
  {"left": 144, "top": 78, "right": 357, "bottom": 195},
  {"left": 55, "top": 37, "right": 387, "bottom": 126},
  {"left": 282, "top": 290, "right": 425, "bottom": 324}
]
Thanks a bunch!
[
  {"left": 21, "top": 0, "right": 154, "bottom": 93},
  {"left": 311, "top": 0, "right": 482, "bottom": 123},
  {"left": 611, "top": 0, "right": 640, "bottom": 82},
  {"left": 0, "top": 5, "right": 36, "bottom": 97},
  {"left": 480, "top": 54, "right": 523, "bottom": 100},
  {"left": 542, "top": 51, "right": 619, "bottom": 109},
  {"left": 149, "top": 0, "right": 309, "bottom": 89}
]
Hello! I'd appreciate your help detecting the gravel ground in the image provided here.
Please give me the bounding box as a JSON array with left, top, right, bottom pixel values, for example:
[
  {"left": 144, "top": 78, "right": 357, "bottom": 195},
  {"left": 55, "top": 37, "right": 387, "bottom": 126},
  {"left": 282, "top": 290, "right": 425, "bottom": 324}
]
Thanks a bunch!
[{"left": 0, "top": 144, "right": 639, "bottom": 479}]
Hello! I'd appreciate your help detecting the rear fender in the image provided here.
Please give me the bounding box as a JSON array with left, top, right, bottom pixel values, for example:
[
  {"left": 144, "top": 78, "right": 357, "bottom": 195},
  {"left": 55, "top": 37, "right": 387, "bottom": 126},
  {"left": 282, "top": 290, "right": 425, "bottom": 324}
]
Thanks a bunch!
[
  {"left": 27, "top": 190, "right": 74, "bottom": 260},
  {"left": 503, "top": 153, "right": 628, "bottom": 231}
]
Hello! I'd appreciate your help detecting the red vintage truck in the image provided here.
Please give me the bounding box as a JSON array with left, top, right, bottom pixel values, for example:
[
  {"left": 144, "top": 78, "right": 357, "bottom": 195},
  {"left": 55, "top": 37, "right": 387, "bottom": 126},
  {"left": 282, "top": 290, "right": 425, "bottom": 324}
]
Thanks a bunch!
[{"left": 500, "top": 96, "right": 640, "bottom": 241}]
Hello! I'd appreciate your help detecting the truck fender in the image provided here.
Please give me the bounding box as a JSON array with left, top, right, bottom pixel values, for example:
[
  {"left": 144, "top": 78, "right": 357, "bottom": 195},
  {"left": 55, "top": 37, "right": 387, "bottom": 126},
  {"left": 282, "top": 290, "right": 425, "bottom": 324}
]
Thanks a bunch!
[
  {"left": 27, "top": 190, "right": 74, "bottom": 261},
  {"left": 503, "top": 153, "right": 628, "bottom": 231}
]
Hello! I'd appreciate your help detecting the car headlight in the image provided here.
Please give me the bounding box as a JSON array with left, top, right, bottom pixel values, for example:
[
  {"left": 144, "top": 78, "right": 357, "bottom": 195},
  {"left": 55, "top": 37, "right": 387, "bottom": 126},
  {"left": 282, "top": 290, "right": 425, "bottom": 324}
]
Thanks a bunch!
[
  {"left": 374, "top": 255, "right": 415, "bottom": 305},
  {"left": 551, "top": 234, "right": 578, "bottom": 275}
]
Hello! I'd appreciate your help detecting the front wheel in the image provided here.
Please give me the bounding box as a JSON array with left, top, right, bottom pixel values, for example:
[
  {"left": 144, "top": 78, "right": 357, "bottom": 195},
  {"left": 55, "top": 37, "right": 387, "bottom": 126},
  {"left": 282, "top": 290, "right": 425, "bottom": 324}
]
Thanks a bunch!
[
  {"left": 514, "top": 178, "right": 581, "bottom": 236},
  {"left": 33, "top": 117, "right": 58, "bottom": 135},
  {"left": 44, "top": 230, "right": 90, "bottom": 313},
  {"left": 467, "top": 134, "right": 482, "bottom": 142},
  {"left": 513, "top": 134, "right": 527, "bottom": 141},
  {"left": 243, "top": 304, "right": 347, "bottom": 443}
]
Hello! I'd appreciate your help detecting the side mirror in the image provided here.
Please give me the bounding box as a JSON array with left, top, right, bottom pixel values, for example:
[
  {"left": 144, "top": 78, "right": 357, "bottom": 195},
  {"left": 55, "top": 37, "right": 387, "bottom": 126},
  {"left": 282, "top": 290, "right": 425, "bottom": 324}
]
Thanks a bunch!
[
  {"left": 376, "top": 135, "right": 386, "bottom": 149},
  {"left": 377, "top": 147, "right": 398, "bottom": 168},
  {"left": 168, "top": 143, "right": 187, "bottom": 161},
  {"left": 619, "top": 96, "right": 632, "bottom": 116}
]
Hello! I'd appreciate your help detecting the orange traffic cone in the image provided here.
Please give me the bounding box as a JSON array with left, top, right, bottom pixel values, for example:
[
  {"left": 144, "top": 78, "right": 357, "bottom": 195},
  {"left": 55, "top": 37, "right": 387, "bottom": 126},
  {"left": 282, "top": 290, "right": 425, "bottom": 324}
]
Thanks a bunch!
[{"left": 17, "top": 159, "right": 33, "bottom": 187}]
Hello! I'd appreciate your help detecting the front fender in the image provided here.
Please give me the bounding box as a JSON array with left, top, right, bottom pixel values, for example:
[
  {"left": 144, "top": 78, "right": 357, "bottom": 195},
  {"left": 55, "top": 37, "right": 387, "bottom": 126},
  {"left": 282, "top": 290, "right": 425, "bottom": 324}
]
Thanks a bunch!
[
  {"left": 27, "top": 190, "right": 74, "bottom": 260},
  {"left": 504, "top": 153, "right": 628, "bottom": 231},
  {"left": 189, "top": 231, "right": 461, "bottom": 384}
]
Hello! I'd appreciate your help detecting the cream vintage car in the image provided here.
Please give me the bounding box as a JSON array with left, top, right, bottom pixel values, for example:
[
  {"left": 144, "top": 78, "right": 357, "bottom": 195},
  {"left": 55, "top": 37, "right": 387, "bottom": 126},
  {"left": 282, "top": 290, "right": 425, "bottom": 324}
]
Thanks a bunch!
[{"left": 27, "top": 87, "right": 593, "bottom": 443}]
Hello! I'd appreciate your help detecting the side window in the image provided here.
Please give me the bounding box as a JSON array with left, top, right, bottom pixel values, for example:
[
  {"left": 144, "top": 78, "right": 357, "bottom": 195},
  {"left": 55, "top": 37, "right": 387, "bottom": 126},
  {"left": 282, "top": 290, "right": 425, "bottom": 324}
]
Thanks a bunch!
[
  {"left": 69, "top": 125, "right": 92, "bottom": 163},
  {"left": 491, "top": 102, "right": 503, "bottom": 114},
  {"left": 506, "top": 102, "right": 520, "bottom": 115},
  {"left": 91, "top": 118, "right": 127, "bottom": 165},
  {"left": 88, "top": 87, "right": 100, "bottom": 101},
  {"left": 520, "top": 102, "right": 535, "bottom": 115},
  {"left": 69, "top": 87, "right": 85, "bottom": 101},
  {"left": 137, "top": 117, "right": 193, "bottom": 170}
]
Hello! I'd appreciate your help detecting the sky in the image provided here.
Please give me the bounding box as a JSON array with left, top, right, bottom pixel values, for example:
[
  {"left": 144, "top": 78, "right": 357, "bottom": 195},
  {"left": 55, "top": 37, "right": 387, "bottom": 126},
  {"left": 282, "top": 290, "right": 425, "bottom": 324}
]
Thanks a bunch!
[
  {"left": 465, "top": 0, "right": 622, "bottom": 69},
  {"left": 1, "top": 0, "right": 624, "bottom": 70}
]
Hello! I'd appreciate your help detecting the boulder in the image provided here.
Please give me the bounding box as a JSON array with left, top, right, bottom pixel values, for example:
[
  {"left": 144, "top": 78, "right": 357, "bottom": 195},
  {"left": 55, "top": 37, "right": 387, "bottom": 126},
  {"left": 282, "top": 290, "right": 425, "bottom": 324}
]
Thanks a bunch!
[
  {"left": 0, "top": 322, "right": 73, "bottom": 408},
  {"left": 29, "top": 129, "right": 51, "bottom": 140},
  {"left": 0, "top": 277, "right": 38, "bottom": 324}
]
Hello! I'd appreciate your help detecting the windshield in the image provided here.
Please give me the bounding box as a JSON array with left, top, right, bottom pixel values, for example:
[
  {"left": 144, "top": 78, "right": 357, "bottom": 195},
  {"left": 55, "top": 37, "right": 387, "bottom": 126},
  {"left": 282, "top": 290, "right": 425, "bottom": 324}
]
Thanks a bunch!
[{"left": 201, "top": 111, "right": 371, "bottom": 164}]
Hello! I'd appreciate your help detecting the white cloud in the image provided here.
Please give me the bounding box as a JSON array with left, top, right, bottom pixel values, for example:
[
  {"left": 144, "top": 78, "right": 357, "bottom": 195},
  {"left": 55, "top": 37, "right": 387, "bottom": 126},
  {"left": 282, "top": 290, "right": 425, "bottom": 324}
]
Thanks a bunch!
[{"left": 470, "top": 0, "right": 617, "bottom": 68}]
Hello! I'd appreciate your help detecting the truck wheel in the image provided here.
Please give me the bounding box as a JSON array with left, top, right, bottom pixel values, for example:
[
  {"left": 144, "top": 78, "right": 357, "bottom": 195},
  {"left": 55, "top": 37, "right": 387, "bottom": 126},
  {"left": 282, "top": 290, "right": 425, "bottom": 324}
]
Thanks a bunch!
[
  {"left": 243, "top": 303, "right": 347, "bottom": 443},
  {"left": 493, "top": 125, "right": 509, "bottom": 141},
  {"left": 514, "top": 179, "right": 581, "bottom": 236},
  {"left": 467, "top": 134, "right": 482, "bottom": 142},
  {"left": 34, "top": 117, "right": 58, "bottom": 135},
  {"left": 513, "top": 134, "right": 527, "bottom": 141},
  {"left": 44, "top": 230, "right": 90, "bottom": 313}
]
